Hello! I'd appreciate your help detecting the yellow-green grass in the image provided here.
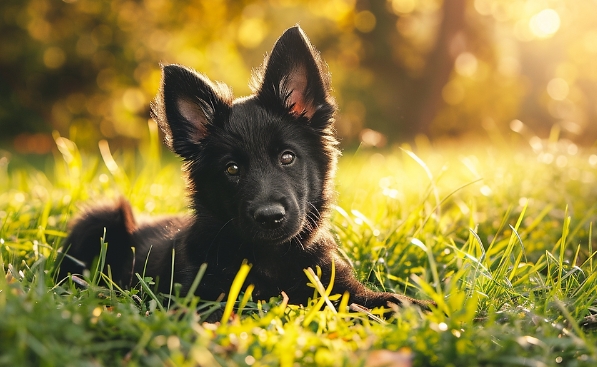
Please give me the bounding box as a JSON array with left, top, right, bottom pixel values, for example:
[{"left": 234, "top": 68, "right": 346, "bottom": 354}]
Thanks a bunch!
[{"left": 1, "top": 130, "right": 597, "bottom": 366}]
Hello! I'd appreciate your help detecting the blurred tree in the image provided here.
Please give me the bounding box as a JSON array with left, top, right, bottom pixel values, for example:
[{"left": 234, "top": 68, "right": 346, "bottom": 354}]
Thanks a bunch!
[
  {"left": 352, "top": 0, "right": 466, "bottom": 140},
  {"left": 431, "top": 0, "right": 597, "bottom": 144},
  {"left": 0, "top": 0, "right": 596, "bottom": 152},
  {"left": 0, "top": 0, "right": 357, "bottom": 151}
]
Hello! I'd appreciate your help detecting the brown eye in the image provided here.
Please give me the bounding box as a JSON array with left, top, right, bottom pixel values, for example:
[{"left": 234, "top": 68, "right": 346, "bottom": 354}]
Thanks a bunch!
[
  {"left": 226, "top": 163, "right": 240, "bottom": 176},
  {"left": 280, "top": 151, "right": 295, "bottom": 165}
]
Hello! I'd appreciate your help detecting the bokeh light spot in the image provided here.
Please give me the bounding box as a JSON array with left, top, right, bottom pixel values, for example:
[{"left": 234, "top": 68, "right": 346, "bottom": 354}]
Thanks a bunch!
[
  {"left": 391, "top": 0, "right": 416, "bottom": 14},
  {"left": 43, "top": 47, "right": 66, "bottom": 69},
  {"left": 455, "top": 52, "right": 478, "bottom": 77},
  {"left": 122, "top": 88, "right": 146, "bottom": 113},
  {"left": 96, "top": 68, "right": 117, "bottom": 91},
  {"left": 546, "top": 78, "right": 569, "bottom": 101},
  {"left": 473, "top": 0, "right": 491, "bottom": 16},
  {"left": 584, "top": 31, "right": 597, "bottom": 53},
  {"left": 529, "top": 9, "right": 560, "bottom": 39},
  {"left": 498, "top": 56, "right": 520, "bottom": 76},
  {"left": 237, "top": 18, "right": 267, "bottom": 48},
  {"left": 480, "top": 185, "right": 492, "bottom": 196},
  {"left": 355, "top": 11, "right": 376, "bottom": 33},
  {"left": 442, "top": 81, "right": 465, "bottom": 105},
  {"left": 76, "top": 34, "right": 98, "bottom": 56},
  {"left": 360, "top": 128, "right": 386, "bottom": 147},
  {"left": 509, "top": 119, "right": 524, "bottom": 133}
]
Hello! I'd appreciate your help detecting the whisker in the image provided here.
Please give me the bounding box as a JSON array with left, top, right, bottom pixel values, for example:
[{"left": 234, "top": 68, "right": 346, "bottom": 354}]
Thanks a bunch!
[
  {"left": 307, "top": 201, "right": 322, "bottom": 218},
  {"left": 205, "top": 218, "right": 235, "bottom": 264},
  {"left": 292, "top": 237, "right": 306, "bottom": 251}
]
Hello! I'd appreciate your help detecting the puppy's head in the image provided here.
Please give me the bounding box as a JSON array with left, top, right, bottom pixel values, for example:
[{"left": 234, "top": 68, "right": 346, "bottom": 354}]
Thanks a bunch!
[{"left": 151, "top": 26, "right": 338, "bottom": 247}]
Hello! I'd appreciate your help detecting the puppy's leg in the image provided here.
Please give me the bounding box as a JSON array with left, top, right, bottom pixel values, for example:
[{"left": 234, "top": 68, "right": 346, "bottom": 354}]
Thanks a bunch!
[
  {"left": 58, "top": 198, "right": 137, "bottom": 287},
  {"left": 333, "top": 259, "right": 436, "bottom": 313}
]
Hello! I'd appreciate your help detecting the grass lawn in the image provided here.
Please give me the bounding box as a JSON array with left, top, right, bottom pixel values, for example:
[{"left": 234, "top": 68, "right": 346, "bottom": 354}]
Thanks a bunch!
[{"left": 1, "top": 130, "right": 597, "bottom": 366}]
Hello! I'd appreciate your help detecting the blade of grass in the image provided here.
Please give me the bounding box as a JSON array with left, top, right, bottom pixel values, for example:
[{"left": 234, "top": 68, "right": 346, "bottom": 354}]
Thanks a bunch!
[
  {"left": 91, "top": 229, "right": 108, "bottom": 286},
  {"left": 237, "top": 284, "right": 255, "bottom": 317},
  {"left": 167, "top": 248, "right": 175, "bottom": 310},
  {"left": 135, "top": 273, "right": 165, "bottom": 312},
  {"left": 182, "top": 263, "right": 208, "bottom": 306},
  {"left": 220, "top": 261, "right": 252, "bottom": 323}
]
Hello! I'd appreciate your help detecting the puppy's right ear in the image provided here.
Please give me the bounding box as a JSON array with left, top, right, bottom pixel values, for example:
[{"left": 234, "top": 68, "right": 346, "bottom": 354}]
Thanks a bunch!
[{"left": 151, "top": 64, "right": 232, "bottom": 158}]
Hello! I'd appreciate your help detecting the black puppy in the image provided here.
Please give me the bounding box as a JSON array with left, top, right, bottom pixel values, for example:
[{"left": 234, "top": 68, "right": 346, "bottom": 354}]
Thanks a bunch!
[{"left": 59, "top": 26, "right": 433, "bottom": 315}]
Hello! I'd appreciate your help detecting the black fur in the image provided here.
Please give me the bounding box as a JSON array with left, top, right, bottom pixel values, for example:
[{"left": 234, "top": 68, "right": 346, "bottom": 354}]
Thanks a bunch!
[{"left": 58, "top": 26, "right": 434, "bottom": 315}]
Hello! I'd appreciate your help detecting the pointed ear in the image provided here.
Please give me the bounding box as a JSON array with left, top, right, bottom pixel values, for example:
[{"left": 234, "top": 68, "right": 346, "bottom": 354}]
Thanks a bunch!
[
  {"left": 151, "top": 64, "right": 232, "bottom": 158},
  {"left": 253, "top": 26, "right": 335, "bottom": 121}
]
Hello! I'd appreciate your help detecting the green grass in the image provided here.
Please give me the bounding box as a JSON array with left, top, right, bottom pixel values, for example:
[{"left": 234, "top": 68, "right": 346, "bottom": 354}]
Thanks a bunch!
[{"left": 1, "top": 129, "right": 597, "bottom": 366}]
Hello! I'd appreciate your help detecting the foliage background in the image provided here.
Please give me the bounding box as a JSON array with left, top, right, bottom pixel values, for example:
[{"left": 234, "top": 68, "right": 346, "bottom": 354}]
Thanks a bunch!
[{"left": 1, "top": 0, "right": 597, "bottom": 154}]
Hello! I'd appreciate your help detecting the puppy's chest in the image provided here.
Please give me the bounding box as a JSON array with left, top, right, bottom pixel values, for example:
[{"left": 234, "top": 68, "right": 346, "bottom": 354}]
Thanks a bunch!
[
  {"left": 249, "top": 256, "right": 307, "bottom": 289},
  {"left": 201, "top": 240, "right": 320, "bottom": 298},
  {"left": 247, "top": 272, "right": 301, "bottom": 302}
]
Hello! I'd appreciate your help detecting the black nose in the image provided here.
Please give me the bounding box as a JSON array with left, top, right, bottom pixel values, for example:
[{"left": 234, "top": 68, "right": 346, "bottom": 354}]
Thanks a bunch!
[{"left": 253, "top": 204, "right": 286, "bottom": 229}]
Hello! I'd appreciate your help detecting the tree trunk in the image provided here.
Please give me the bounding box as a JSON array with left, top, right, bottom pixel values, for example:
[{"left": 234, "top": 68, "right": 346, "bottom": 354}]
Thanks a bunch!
[{"left": 402, "top": 0, "right": 467, "bottom": 138}]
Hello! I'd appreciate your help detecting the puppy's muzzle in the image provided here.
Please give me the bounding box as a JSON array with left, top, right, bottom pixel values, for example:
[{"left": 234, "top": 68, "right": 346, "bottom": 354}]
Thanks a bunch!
[{"left": 252, "top": 203, "right": 286, "bottom": 229}]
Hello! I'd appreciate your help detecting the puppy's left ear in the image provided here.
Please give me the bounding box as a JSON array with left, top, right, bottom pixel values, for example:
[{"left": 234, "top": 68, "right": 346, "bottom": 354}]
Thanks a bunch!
[
  {"left": 151, "top": 64, "right": 232, "bottom": 159},
  {"left": 254, "top": 26, "right": 335, "bottom": 123}
]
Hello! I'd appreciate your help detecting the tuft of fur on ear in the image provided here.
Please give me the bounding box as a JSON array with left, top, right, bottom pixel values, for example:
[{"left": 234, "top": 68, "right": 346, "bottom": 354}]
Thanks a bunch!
[
  {"left": 151, "top": 64, "right": 232, "bottom": 159},
  {"left": 252, "top": 26, "right": 335, "bottom": 124}
]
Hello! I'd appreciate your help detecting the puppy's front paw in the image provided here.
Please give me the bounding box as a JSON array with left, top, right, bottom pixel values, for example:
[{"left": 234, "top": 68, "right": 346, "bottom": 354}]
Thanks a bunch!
[{"left": 388, "top": 293, "right": 436, "bottom": 312}]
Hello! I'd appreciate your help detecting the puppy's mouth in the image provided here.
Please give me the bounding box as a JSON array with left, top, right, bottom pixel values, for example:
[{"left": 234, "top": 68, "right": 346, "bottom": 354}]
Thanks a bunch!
[
  {"left": 241, "top": 216, "right": 305, "bottom": 246},
  {"left": 251, "top": 224, "right": 301, "bottom": 246}
]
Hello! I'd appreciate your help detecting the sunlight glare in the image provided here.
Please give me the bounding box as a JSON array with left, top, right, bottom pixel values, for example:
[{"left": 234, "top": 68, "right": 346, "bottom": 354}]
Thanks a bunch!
[{"left": 529, "top": 9, "right": 560, "bottom": 39}]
